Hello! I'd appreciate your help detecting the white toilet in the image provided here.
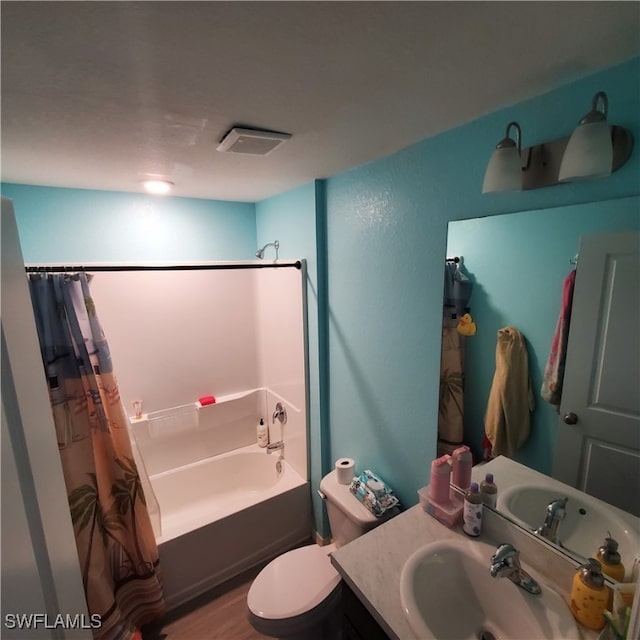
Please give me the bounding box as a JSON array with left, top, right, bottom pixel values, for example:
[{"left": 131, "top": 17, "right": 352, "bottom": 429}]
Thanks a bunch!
[{"left": 247, "top": 469, "right": 397, "bottom": 640}]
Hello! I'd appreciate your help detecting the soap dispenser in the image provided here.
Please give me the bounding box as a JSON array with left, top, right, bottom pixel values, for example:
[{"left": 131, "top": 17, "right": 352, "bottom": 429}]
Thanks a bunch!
[
  {"left": 570, "top": 558, "right": 608, "bottom": 631},
  {"left": 257, "top": 418, "right": 268, "bottom": 447},
  {"left": 594, "top": 534, "right": 625, "bottom": 582}
]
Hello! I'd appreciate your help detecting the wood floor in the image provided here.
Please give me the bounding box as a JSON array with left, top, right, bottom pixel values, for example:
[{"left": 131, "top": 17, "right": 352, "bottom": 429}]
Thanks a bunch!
[{"left": 142, "top": 566, "right": 271, "bottom": 640}]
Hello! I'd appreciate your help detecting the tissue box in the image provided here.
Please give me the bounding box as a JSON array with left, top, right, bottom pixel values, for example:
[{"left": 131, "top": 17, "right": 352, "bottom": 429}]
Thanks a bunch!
[{"left": 417, "top": 485, "right": 464, "bottom": 527}]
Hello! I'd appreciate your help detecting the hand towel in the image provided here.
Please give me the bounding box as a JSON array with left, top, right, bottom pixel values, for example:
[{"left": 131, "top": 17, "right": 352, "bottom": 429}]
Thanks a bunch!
[
  {"left": 541, "top": 270, "right": 576, "bottom": 409},
  {"left": 484, "top": 326, "right": 535, "bottom": 457}
]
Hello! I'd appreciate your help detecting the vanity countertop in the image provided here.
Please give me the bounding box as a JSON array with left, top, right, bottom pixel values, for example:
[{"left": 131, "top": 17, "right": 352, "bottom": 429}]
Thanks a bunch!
[{"left": 331, "top": 500, "right": 597, "bottom": 640}]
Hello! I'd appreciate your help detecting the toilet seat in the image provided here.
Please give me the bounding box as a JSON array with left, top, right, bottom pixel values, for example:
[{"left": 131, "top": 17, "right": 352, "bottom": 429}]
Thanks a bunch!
[{"left": 247, "top": 544, "right": 341, "bottom": 619}]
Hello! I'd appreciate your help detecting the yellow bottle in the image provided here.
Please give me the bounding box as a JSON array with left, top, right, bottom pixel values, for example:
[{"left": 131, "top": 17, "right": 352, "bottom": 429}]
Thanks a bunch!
[
  {"left": 594, "top": 535, "right": 625, "bottom": 582},
  {"left": 570, "top": 559, "right": 608, "bottom": 631}
]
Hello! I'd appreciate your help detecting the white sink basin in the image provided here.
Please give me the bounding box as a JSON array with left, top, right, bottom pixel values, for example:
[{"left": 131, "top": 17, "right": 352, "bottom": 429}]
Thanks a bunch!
[
  {"left": 400, "top": 538, "right": 580, "bottom": 640},
  {"left": 499, "top": 483, "right": 639, "bottom": 568}
]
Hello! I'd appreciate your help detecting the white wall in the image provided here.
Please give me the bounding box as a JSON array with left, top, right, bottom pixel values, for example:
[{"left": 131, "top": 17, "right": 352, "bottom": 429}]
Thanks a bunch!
[
  {"left": 90, "top": 268, "right": 260, "bottom": 414},
  {"left": 89, "top": 265, "right": 308, "bottom": 478},
  {"left": 255, "top": 266, "right": 307, "bottom": 476}
]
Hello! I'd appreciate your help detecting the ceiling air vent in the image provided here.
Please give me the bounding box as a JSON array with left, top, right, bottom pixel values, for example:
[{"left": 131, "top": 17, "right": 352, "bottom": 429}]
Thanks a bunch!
[{"left": 217, "top": 127, "right": 291, "bottom": 155}]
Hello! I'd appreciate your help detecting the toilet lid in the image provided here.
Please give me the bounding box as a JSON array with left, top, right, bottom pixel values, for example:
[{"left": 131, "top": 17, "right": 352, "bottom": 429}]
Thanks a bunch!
[{"left": 247, "top": 545, "right": 341, "bottom": 619}]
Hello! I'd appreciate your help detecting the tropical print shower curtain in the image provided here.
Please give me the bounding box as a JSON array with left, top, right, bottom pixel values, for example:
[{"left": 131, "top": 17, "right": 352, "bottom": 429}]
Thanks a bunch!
[
  {"left": 439, "top": 324, "right": 465, "bottom": 444},
  {"left": 439, "top": 261, "right": 468, "bottom": 444},
  {"left": 28, "top": 273, "right": 165, "bottom": 640}
]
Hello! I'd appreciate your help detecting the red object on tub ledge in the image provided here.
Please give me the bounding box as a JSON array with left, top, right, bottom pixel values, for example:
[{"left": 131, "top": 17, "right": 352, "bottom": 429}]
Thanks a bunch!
[{"left": 199, "top": 395, "right": 216, "bottom": 406}]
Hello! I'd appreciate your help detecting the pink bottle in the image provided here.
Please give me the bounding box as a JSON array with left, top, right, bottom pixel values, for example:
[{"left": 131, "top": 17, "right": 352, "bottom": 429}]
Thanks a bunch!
[
  {"left": 451, "top": 445, "right": 472, "bottom": 490},
  {"left": 429, "top": 454, "right": 452, "bottom": 505}
]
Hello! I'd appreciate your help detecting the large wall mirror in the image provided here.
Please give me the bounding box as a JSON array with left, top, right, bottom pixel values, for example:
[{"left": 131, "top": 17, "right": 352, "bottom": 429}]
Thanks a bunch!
[{"left": 442, "top": 195, "right": 639, "bottom": 564}]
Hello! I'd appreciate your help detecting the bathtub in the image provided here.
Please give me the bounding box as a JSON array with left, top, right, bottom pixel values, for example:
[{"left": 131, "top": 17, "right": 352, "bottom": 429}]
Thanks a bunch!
[
  {"left": 151, "top": 443, "right": 307, "bottom": 544},
  {"left": 151, "top": 443, "right": 311, "bottom": 610}
]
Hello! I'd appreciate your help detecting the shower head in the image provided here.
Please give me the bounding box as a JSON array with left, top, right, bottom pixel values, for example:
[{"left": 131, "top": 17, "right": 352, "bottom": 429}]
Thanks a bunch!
[{"left": 255, "top": 240, "right": 280, "bottom": 260}]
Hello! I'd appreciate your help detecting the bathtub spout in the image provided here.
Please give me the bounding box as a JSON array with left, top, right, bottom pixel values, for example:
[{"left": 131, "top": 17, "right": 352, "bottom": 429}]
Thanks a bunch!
[{"left": 266, "top": 441, "right": 284, "bottom": 455}]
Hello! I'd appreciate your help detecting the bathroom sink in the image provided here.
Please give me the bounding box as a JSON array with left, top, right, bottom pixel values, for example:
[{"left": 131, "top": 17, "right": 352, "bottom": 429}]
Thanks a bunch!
[
  {"left": 399, "top": 538, "right": 580, "bottom": 640},
  {"left": 499, "top": 483, "right": 639, "bottom": 566}
]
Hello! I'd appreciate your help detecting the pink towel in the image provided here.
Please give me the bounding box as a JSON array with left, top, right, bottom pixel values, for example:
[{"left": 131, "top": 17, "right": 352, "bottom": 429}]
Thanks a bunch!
[{"left": 541, "top": 270, "right": 577, "bottom": 409}]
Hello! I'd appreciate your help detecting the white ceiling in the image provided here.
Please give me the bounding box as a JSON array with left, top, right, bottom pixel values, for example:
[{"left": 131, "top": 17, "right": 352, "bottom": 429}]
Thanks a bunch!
[{"left": 2, "top": 2, "right": 639, "bottom": 202}]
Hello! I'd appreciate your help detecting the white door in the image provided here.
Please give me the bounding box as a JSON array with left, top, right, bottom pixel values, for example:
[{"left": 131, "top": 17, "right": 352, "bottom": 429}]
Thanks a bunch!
[{"left": 552, "top": 231, "right": 640, "bottom": 517}]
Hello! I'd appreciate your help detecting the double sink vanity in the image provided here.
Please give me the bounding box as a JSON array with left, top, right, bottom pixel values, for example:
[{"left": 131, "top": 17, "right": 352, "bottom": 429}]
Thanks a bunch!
[{"left": 331, "top": 457, "right": 640, "bottom": 640}]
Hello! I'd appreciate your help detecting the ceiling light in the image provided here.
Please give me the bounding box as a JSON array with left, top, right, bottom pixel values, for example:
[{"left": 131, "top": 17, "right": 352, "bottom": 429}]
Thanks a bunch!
[
  {"left": 558, "top": 91, "right": 613, "bottom": 182},
  {"left": 141, "top": 179, "right": 174, "bottom": 195},
  {"left": 482, "top": 122, "right": 522, "bottom": 193}
]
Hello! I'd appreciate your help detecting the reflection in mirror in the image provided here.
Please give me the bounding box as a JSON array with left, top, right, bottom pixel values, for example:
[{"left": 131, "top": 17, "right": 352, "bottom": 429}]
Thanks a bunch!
[{"left": 440, "top": 196, "right": 640, "bottom": 564}]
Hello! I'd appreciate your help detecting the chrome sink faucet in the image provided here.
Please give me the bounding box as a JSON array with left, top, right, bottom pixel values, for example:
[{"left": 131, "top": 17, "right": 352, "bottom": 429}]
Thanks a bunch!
[
  {"left": 535, "top": 497, "right": 568, "bottom": 545},
  {"left": 490, "top": 544, "right": 542, "bottom": 595}
]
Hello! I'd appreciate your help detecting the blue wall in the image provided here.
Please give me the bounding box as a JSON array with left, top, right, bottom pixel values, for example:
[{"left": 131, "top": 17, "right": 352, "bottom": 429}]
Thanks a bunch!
[
  {"left": 0, "top": 185, "right": 256, "bottom": 262},
  {"left": 448, "top": 196, "right": 640, "bottom": 475},
  {"left": 3, "top": 55, "right": 639, "bottom": 528},
  {"left": 324, "top": 56, "right": 640, "bottom": 509}
]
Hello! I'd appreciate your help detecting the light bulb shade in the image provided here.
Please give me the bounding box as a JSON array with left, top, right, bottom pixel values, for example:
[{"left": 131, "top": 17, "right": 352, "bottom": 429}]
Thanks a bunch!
[
  {"left": 558, "top": 121, "right": 613, "bottom": 182},
  {"left": 482, "top": 145, "right": 522, "bottom": 193}
]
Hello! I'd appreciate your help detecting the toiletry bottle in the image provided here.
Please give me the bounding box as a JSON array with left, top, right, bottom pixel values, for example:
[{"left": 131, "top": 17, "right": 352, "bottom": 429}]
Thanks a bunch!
[
  {"left": 594, "top": 535, "right": 625, "bottom": 582},
  {"left": 463, "top": 482, "right": 483, "bottom": 537},
  {"left": 451, "top": 445, "right": 472, "bottom": 490},
  {"left": 429, "top": 454, "right": 452, "bottom": 505},
  {"left": 257, "top": 418, "right": 268, "bottom": 447},
  {"left": 570, "top": 558, "right": 608, "bottom": 631},
  {"left": 479, "top": 473, "right": 498, "bottom": 509}
]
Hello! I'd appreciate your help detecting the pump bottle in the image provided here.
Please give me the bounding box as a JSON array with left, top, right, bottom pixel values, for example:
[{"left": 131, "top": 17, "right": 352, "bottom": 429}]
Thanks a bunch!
[
  {"left": 594, "top": 535, "right": 625, "bottom": 582},
  {"left": 570, "top": 558, "right": 608, "bottom": 631},
  {"left": 257, "top": 418, "right": 268, "bottom": 447}
]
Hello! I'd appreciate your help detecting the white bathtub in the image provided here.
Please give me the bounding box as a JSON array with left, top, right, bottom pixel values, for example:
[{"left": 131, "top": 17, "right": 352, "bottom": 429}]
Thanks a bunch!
[
  {"left": 152, "top": 443, "right": 311, "bottom": 610},
  {"left": 151, "top": 443, "right": 306, "bottom": 544}
]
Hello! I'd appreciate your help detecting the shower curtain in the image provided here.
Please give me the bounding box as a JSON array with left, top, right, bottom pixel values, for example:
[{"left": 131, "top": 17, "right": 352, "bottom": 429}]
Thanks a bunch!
[
  {"left": 28, "top": 273, "right": 165, "bottom": 640},
  {"left": 439, "top": 261, "right": 471, "bottom": 444},
  {"left": 439, "top": 322, "right": 464, "bottom": 444}
]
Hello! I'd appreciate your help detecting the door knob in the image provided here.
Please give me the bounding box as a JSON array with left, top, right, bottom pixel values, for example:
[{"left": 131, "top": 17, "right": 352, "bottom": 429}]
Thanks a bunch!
[{"left": 563, "top": 412, "right": 578, "bottom": 425}]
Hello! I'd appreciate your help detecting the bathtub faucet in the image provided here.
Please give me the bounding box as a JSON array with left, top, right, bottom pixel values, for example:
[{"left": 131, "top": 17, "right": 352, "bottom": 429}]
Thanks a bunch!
[
  {"left": 266, "top": 441, "right": 284, "bottom": 455},
  {"left": 272, "top": 402, "right": 287, "bottom": 424}
]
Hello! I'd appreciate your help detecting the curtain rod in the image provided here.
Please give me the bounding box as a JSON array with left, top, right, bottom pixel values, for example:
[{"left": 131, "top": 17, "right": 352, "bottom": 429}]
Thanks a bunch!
[{"left": 25, "top": 261, "right": 302, "bottom": 273}]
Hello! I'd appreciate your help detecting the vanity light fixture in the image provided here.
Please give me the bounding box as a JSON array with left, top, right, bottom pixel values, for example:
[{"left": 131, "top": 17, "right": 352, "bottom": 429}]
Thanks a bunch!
[
  {"left": 482, "top": 90, "right": 633, "bottom": 193},
  {"left": 558, "top": 91, "right": 612, "bottom": 182},
  {"left": 141, "top": 179, "right": 174, "bottom": 195},
  {"left": 482, "top": 122, "right": 522, "bottom": 193}
]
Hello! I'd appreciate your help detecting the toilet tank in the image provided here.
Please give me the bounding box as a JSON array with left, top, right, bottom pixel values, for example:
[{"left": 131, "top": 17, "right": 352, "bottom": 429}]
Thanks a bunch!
[{"left": 319, "top": 470, "right": 396, "bottom": 547}]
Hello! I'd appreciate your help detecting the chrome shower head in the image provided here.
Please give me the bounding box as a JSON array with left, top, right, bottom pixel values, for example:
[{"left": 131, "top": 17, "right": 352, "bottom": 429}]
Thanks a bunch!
[{"left": 255, "top": 240, "right": 279, "bottom": 260}]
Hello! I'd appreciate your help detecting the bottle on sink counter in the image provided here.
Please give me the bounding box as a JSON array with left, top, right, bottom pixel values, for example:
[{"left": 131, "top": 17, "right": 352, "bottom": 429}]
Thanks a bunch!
[
  {"left": 451, "top": 445, "right": 472, "bottom": 490},
  {"left": 570, "top": 558, "right": 608, "bottom": 631},
  {"left": 594, "top": 535, "right": 625, "bottom": 582},
  {"left": 479, "top": 473, "right": 498, "bottom": 509},
  {"left": 428, "top": 454, "right": 452, "bottom": 505},
  {"left": 462, "top": 482, "right": 483, "bottom": 537}
]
